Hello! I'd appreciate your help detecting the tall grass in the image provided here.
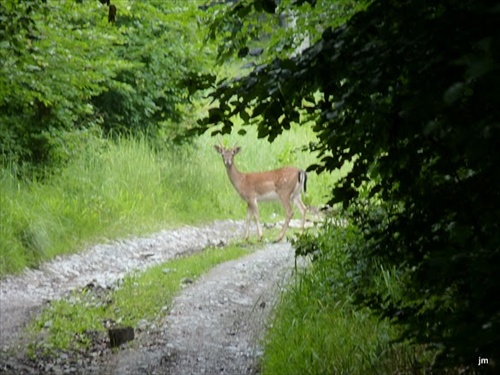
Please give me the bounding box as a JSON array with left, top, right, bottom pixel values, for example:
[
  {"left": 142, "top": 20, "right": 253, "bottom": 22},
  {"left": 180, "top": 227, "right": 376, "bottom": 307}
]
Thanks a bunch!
[
  {"left": 261, "top": 221, "right": 433, "bottom": 374},
  {"left": 261, "top": 272, "right": 419, "bottom": 374},
  {"left": 0, "top": 137, "right": 220, "bottom": 276},
  {"left": 0, "top": 124, "right": 343, "bottom": 277}
]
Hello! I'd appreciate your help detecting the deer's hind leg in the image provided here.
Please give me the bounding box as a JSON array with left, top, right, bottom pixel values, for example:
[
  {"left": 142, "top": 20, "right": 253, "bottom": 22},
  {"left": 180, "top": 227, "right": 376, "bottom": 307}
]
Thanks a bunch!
[
  {"left": 293, "top": 195, "right": 307, "bottom": 230},
  {"left": 275, "top": 195, "right": 294, "bottom": 242}
]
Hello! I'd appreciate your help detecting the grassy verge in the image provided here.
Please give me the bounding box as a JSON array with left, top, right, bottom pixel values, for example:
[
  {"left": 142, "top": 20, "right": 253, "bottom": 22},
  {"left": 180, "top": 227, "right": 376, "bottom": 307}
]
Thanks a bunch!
[
  {"left": 261, "top": 274, "right": 425, "bottom": 374},
  {"left": 1, "top": 123, "right": 345, "bottom": 277},
  {"left": 28, "top": 244, "right": 251, "bottom": 357},
  {"left": 261, "top": 221, "right": 433, "bottom": 374}
]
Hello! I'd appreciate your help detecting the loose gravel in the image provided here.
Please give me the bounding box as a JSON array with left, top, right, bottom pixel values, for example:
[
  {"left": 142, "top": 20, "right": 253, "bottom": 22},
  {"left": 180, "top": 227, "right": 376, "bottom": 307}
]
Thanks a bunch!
[{"left": 0, "top": 220, "right": 304, "bottom": 374}]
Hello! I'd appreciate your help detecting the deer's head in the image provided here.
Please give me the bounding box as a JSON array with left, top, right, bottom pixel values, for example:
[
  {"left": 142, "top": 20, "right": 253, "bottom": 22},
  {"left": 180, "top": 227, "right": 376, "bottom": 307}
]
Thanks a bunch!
[
  {"left": 214, "top": 145, "right": 241, "bottom": 167},
  {"left": 214, "top": 135, "right": 241, "bottom": 167}
]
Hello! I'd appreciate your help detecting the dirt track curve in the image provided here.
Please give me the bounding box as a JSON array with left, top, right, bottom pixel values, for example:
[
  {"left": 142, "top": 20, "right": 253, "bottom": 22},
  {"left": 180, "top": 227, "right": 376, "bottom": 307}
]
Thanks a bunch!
[{"left": 0, "top": 220, "right": 303, "bottom": 374}]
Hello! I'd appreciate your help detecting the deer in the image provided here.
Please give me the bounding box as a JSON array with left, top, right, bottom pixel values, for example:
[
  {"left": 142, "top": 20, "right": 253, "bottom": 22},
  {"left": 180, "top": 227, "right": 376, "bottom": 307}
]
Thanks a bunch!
[{"left": 214, "top": 137, "right": 307, "bottom": 242}]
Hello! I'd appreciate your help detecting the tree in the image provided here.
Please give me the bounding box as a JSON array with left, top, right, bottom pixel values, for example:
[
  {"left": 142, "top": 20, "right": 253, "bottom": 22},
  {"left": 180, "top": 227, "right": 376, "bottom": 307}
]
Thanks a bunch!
[
  {"left": 190, "top": 0, "right": 500, "bottom": 370},
  {"left": 204, "top": 0, "right": 364, "bottom": 63},
  {"left": 92, "top": 1, "right": 208, "bottom": 139},
  {"left": 0, "top": 0, "right": 131, "bottom": 164},
  {"left": 0, "top": 0, "right": 209, "bottom": 167}
]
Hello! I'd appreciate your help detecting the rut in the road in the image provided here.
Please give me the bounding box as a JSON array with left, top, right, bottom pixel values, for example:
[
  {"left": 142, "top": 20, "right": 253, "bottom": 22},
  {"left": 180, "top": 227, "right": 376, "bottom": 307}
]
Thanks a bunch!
[{"left": 103, "top": 243, "right": 296, "bottom": 375}]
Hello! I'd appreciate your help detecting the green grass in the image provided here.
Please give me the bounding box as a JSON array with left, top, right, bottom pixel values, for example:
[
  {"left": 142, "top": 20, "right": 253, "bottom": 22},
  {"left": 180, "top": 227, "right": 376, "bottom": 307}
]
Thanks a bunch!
[
  {"left": 0, "top": 137, "right": 219, "bottom": 275},
  {"left": 28, "top": 244, "right": 251, "bottom": 356},
  {"left": 261, "top": 222, "right": 433, "bottom": 375},
  {"left": 1, "top": 123, "right": 345, "bottom": 277},
  {"left": 261, "top": 272, "right": 417, "bottom": 375}
]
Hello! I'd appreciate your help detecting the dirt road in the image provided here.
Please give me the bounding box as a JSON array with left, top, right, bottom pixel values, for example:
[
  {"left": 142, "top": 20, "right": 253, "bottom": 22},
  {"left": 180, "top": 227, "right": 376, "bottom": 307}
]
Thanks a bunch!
[{"left": 0, "top": 220, "right": 301, "bottom": 374}]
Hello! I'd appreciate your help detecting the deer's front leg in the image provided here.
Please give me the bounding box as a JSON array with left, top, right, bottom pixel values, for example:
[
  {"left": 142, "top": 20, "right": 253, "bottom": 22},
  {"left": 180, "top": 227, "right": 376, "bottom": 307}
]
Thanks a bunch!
[
  {"left": 244, "top": 204, "right": 252, "bottom": 240},
  {"left": 246, "top": 200, "right": 262, "bottom": 241}
]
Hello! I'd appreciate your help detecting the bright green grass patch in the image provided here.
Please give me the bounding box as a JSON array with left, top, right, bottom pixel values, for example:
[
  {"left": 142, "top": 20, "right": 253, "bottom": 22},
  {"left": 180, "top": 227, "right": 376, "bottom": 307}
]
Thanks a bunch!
[
  {"left": 0, "top": 137, "right": 237, "bottom": 276},
  {"left": 28, "top": 244, "right": 250, "bottom": 356}
]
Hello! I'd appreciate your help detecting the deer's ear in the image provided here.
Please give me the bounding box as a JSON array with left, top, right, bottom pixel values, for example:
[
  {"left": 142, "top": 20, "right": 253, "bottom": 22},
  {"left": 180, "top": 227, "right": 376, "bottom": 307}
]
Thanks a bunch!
[
  {"left": 214, "top": 145, "right": 223, "bottom": 153},
  {"left": 233, "top": 147, "right": 241, "bottom": 155}
]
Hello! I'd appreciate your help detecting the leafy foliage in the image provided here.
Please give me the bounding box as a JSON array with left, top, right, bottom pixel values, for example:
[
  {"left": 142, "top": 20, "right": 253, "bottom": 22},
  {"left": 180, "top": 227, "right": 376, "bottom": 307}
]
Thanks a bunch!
[
  {"left": 193, "top": 0, "right": 500, "bottom": 371},
  {"left": 0, "top": 0, "right": 128, "bottom": 164},
  {"left": 204, "top": 0, "right": 365, "bottom": 63},
  {"left": 0, "top": 0, "right": 208, "bottom": 167},
  {"left": 92, "top": 2, "right": 208, "bottom": 139}
]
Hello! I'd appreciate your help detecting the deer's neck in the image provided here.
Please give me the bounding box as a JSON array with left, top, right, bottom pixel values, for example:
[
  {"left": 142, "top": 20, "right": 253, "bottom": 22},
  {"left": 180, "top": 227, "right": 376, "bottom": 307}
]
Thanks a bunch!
[{"left": 226, "top": 163, "right": 245, "bottom": 190}]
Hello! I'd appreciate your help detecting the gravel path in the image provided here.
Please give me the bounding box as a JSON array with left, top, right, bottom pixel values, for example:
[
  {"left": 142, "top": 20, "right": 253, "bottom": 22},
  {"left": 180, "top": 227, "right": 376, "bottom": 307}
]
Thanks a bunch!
[
  {"left": 0, "top": 220, "right": 303, "bottom": 374},
  {"left": 103, "top": 243, "right": 295, "bottom": 375},
  {"left": 0, "top": 220, "right": 244, "bottom": 351}
]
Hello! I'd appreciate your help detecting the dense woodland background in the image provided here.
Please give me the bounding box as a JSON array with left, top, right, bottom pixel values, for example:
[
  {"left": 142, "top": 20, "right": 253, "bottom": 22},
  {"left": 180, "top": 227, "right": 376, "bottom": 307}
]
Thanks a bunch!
[{"left": 1, "top": 0, "right": 499, "bottom": 373}]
